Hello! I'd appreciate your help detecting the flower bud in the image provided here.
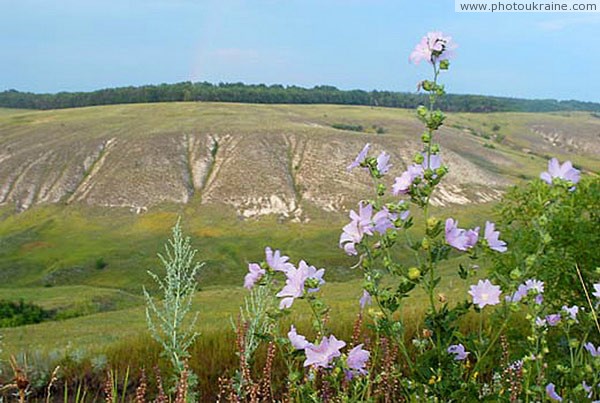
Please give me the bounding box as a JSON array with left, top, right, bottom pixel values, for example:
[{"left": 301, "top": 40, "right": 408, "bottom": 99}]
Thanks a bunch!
[
  {"left": 417, "top": 105, "right": 428, "bottom": 117},
  {"left": 414, "top": 152, "right": 424, "bottom": 164},
  {"left": 431, "top": 143, "right": 440, "bottom": 153},
  {"left": 421, "top": 237, "right": 430, "bottom": 250},
  {"left": 439, "top": 59, "right": 450, "bottom": 70},
  {"left": 510, "top": 269, "right": 522, "bottom": 280},
  {"left": 408, "top": 267, "right": 421, "bottom": 280},
  {"left": 437, "top": 293, "right": 447, "bottom": 303},
  {"left": 421, "top": 132, "right": 431, "bottom": 143},
  {"left": 427, "top": 217, "right": 439, "bottom": 230}
]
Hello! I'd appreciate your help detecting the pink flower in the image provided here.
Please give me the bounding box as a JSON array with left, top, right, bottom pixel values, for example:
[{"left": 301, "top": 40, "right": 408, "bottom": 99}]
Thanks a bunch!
[
  {"left": 347, "top": 144, "right": 370, "bottom": 171},
  {"left": 359, "top": 290, "right": 372, "bottom": 309},
  {"left": 288, "top": 325, "right": 310, "bottom": 350},
  {"left": 447, "top": 344, "right": 469, "bottom": 360},
  {"left": 409, "top": 31, "right": 456, "bottom": 65},
  {"left": 276, "top": 260, "right": 325, "bottom": 309},
  {"left": 243, "top": 263, "right": 265, "bottom": 289},
  {"left": 469, "top": 279, "right": 501, "bottom": 309},
  {"left": 346, "top": 344, "right": 370, "bottom": 376},
  {"left": 445, "top": 218, "right": 479, "bottom": 251},
  {"left": 592, "top": 283, "right": 600, "bottom": 299},
  {"left": 304, "top": 335, "right": 346, "bottom": 368},
  {"left": 392, "top": 164, "right": 423, "bottom": 195},
  {"left": 265, "top": 247, "right": 294, "bottom": 273},
  {"left": 376, "top": 151, "right": 392, "bottom": 174},
  {"left": 540, "top": 158, "right": 580, "bottom": 185},
  {"left": 484, "top": 221, "right": 507, "bottom": 252},
  {"left": 339, "top": 202, "right": 375, "bottom": 255}
]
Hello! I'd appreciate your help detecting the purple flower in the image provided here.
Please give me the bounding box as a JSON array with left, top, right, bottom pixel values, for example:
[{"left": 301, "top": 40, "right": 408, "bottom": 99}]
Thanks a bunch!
[
  {"left": 525, "top": 279, "right": 544, "bottom": 294},
  {"left": 276, "top": 260, "right": 325, "bottom": 309},
  {"left": 546, "top": 383, "right": 563, "bottom": 402},
  {"left": 422, "top": 153, "right": 442, "bottom": 171},
  {"left": 546, "top": 314, "right": 561, "bottom": 326},
  {"left": 392, "top": 164, "right": 423, "bottom": 195},
  {"left": 304, "top": 335, "right": 346, "bottom": 368},
  {"left": 468, "top": 279, "right": 501, "bottom": 309},
  {"left": 339, "top": 202, "right": 374, "bottom": 255},
  {"left": 593, "top": 283, "right": 600, "bottom": 299},
  {"left": 372, "top": 207, "right": 398, "bottom": 235},
  {"left": 243, "top": 263, "right": 265, "bottom": 289},
  {"left": 562, "top": 305, "right": 579, "bottom": 321},
  {"left": 447, "top": 344, "right": 469, "bottom": 360},
  {"left": 507, "top": 279, "right": 544, "bottom": 304},
  {"left": 376, "top": 151, "right": 391, "bottom": 174},
  {"left": 506, "top": 284, "right": 529, "bottom": 303},
  {"left": 584, "top": 342, "right": 600, "bottom": 357},
  {"left": 535, "top": 317, "right": 547, "bottom": 327},
  {"left": 484, "top": 221, "right": 507, "bottom": 253},
  {"left": 540, "top": 158, "right": 580, "bottom": 185},
  {"left": 409, "top": 31, "right": 456, "bottom": 65},
  {"left": 265, "top": 247, "right": 294, "bottom": 273},
  {"left": 445, "top": 218, "right": 479, "bottom": 251},
  {"left": 347, "top": 144, "right": 370, "bottom": 172},
  {"left": 288, "top": 325, "right": 310, "bottom": 350},
  {"left": 359, "top": 290, "right": 372, "bottom": 309},
  {"left": 346, "top": 344, "right": 370, "bottom": 376},
  {"left": 583, "top": 381, "right": 593, "bottom": 398}
]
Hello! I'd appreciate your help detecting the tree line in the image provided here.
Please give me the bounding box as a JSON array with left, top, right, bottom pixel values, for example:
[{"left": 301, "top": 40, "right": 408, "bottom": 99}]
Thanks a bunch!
[{"left": 1, "top": 82, "right": 599, "bottom": 113}]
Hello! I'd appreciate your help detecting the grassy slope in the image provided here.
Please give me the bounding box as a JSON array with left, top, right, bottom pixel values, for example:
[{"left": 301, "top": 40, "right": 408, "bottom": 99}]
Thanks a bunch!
[{"left": 0, "top": 103, "right": 598, "bottom": 357}]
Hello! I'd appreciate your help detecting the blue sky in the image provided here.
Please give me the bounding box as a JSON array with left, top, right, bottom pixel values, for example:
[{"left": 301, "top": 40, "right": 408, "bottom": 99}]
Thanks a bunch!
[{"left": 1, "top": 0, "right": 599, "bottom": 101}]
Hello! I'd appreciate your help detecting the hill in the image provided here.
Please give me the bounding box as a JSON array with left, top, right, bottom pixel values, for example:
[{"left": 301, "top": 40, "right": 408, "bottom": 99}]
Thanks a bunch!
[{"left": 0, "top": 102, "right": 598, "bottom": 291}]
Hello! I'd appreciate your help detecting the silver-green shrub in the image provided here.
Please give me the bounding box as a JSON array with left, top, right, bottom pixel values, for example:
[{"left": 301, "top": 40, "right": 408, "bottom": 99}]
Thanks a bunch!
[{"left": 143, "top": 219, "right": 203, "bottom": 382}]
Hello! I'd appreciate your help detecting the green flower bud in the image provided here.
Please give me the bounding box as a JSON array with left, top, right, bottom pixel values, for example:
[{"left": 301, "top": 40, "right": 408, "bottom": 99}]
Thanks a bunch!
[
  {"left": 427, "top": 216, "right": 439, "bottom": 230},
  {"left": 510, "top": 269, "right": 522, "bottom": 280},
  {"left": 431, "top": 143, "right": 440, "bottom": 153},
  {"left": 421, "top": 132, "right": 431, "bottom": 143},
  {"left": 421, "top": 80, "right": 433, "bottom": 91},
  {"left": 408, "top": 267, "right": 421, "bottom": 280},
  {"left": 417, "top": 105, "right": 428, "bottom": 117},
  {"left": 439, "top": 59, "right": 450, "bottom": 70},
  {"left": 414, "top": 152, "right": 425, "bottom": 164},
  {"left": 421, "top": 237, "right": 431, "bottom": 250}
]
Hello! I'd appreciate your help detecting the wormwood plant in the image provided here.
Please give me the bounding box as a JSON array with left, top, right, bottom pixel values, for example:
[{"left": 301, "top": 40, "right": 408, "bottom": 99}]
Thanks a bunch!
[{"left": 143, "top": 219, "right": 203, "bottom": 395}]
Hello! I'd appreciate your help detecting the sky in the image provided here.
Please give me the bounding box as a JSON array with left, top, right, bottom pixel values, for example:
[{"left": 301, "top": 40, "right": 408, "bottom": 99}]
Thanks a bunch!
[{"left": 1, "top": 0, "right": 599, "bottom": 102}]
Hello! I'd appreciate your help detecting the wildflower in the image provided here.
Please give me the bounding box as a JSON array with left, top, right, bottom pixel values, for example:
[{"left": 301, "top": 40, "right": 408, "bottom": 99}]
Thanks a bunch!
[
  {"left": 546, "top": 383, "right": 563, "bottom": 401},
  {"left": 445, "top": 218, "right": 479, "bottom": 251},
  {"left": 243, "top": 263, "right": 265, "bottom": 289},
  {"left": 422, "top": 153, "right": 442, "bottom": 171},
  {"left": 347, "top": 144, "right": 370, "bottom": 171},
  {"left": 506, "top": 284, "right": 529, "bottom": 303},
  {"left": 376, "top": 151, "right": 391, "bottom": 174},
  {"left": 524, "top": 279, "right": 544, "bottom": 294},
  {"left": 339, "top": 202, "right": 374, "bottom": 255},
  {"left": 546, "top": 314, "right": 561, "bottom": 326},
  {"left": 535, "top": 317, "right": 547, "bottom": 327},
  {"left": 484, "top": 221, "right": 507, "bottom": 252},
  {"left": 593, "top": 283, "right": 600, "bottom": 299},
  {"left": 304, "top": 335, "right": 346, "bottom": 368},
  {"left": 540, "top": 158, "right": 580, "bottom": 186},
  {"left": 288, "top": 325, "right": 310, "bottom": 350},
  {"left": 359, "top": 290, "right": 372, "bottom": 309},
  {"left": 265, "top": 247, "right": 294, "bottom": 273},
  {"left": 447, "top": 344, "right": 469, "bottom": 360},
  {"left": 469, "top": 279, "right": 501, "bottom": 309},
  {"left": 584, "top": 342, "right": 600, "bottom": 357},
  {"left": 583, "top": 381, "right": 593, "bottom": 398},
  {"left": 392, "top": 164, "right": 423, "bottom": 195},
  {"left": 372, "top": 207, "right": 398, "bottom": 234},
  {"left": 562, "top": 305, "right": 579, "bottom": 321},
  {"left": 346, "top": 344, "right": 370, "bottom": 376},
  {"left": 409, "top": 31, "right": 456, "bottom": 65},
  {"left": 276, "top": 260, "right": 325, "bottom": 309}
]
